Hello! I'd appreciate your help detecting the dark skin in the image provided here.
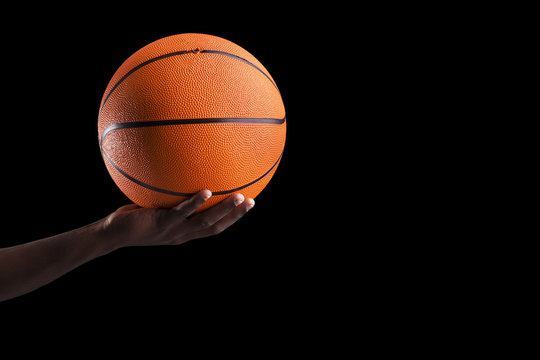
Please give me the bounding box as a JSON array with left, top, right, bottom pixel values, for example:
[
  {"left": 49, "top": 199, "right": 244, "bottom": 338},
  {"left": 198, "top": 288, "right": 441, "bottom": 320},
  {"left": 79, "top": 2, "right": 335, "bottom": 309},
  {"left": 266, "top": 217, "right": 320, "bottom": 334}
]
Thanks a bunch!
[{"left": 0, "top": 190, "right": 254, "bottom": 302}]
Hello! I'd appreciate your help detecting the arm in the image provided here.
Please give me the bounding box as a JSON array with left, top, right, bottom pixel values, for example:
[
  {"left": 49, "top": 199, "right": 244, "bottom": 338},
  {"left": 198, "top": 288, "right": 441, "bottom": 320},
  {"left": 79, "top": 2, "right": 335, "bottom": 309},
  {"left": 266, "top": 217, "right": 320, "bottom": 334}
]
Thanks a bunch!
[{"left": 0, "top": 190, "right": 254, "bottom": 302}]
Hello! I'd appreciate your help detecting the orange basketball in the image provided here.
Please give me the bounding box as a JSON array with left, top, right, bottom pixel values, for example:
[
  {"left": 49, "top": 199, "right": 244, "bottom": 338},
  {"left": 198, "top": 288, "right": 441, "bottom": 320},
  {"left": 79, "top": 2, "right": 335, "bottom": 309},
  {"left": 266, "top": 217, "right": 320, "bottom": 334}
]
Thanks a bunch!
[{"left": 98, "top": 33, "right": 286, "bottom": 211}]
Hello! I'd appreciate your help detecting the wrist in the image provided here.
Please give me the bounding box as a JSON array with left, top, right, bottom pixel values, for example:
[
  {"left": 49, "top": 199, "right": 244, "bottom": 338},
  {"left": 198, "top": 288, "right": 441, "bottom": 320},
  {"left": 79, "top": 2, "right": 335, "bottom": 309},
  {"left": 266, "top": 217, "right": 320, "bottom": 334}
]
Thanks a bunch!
[{"left": 92, "top": 217, "right": 129, "bottom": 254}]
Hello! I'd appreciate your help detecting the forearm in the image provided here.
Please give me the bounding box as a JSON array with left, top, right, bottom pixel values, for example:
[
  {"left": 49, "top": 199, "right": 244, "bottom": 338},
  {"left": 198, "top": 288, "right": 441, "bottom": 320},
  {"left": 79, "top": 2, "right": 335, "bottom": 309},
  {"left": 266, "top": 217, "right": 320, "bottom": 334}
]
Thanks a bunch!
[
  {"left": 0, "top": 191, "right": 253, "bottom": 302},
  {"left": 0, "top": 219, "right": 122, "bottom": 302}
]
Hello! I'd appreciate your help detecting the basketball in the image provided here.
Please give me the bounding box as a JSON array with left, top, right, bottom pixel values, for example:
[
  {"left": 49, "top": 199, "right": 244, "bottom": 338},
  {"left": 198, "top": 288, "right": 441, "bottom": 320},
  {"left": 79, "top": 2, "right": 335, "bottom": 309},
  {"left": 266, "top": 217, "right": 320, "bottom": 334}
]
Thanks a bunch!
[{"left": 98, "top": 33, "right": 286, "bottom": 211}]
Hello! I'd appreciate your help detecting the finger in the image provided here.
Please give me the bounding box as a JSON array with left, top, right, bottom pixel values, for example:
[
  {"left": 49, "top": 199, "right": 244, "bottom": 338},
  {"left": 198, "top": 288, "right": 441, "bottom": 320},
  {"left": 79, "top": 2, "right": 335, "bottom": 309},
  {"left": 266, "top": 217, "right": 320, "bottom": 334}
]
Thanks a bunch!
[
  {"left": 190, "top": 198, "right": 255, "bottom": 239},
  {"left": 172, "top": 190, "right": 212, "bottom": 217},
  {"left": 188, "top": 193, "right": 245, "bottom": 230}
]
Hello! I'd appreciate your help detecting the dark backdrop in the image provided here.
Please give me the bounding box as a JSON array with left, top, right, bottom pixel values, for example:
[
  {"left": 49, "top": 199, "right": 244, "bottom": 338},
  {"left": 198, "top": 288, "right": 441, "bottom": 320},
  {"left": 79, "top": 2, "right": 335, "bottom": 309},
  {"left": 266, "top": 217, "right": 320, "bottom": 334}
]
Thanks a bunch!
[
  {"left": 0, "top": 7, "right": 477, "bottom": 354},
  {"left": 0, "top": 15, "right": 346, "bottom": 318}
]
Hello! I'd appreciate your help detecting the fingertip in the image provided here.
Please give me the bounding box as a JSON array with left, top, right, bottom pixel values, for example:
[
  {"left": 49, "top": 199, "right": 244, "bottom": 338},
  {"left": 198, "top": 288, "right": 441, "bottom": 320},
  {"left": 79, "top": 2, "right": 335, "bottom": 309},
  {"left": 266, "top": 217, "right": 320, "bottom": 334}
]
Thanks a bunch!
[
  {"left": 201, "top": 189, "right": 212, "bottom": 200},
  {"left": 245, "top": 198, "right": 255, "bottom": 209},
  {"left": 233, "top": 193, "right": 245, "bottom": 206},
  {"left": 172, "top": 189, "right": 211, "bottom": 213}
]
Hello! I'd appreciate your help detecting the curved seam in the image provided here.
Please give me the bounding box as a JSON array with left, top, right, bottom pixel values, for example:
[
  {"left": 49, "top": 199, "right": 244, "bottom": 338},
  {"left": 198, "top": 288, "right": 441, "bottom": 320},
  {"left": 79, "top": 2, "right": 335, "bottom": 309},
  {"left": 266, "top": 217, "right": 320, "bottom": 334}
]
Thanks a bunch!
[
  {"left": 201, "top": 50, "right": 278, "bottom": 90},
  {"left": 100, "top": 116, "right": 285, "bottom": 196},
  {"left": 101, "top": 148, "right": 283, "bottom": 197},
  {"left": 99, "top": 49, "right": 277, "bottom": 114}
]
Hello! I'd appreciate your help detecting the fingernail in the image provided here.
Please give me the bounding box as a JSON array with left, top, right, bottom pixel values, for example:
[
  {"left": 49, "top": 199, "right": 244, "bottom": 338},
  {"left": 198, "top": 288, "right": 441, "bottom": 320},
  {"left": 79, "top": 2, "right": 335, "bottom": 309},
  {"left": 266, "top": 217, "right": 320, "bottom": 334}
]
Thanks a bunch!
[
  {"left": 246, "top": 199, "right": 255, "bottom": 209},
  {"left": 234, "top": 194, "right": 245, "bottom": 206},
  {"left": 202, "top": 190, "right": 212, "bottom": 200}
]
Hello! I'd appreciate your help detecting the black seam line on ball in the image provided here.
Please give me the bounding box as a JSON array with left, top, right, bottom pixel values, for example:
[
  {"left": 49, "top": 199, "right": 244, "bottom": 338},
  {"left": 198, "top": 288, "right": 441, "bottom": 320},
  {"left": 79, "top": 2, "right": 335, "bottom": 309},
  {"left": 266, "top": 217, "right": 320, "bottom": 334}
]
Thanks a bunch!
[
  {"left": 99, "top": 49, "right": 278, "bottom": 114},
  {"left": 99, "top": 116, "right": 286, "bottom": 147},
  {"left": 200, "top": 50, "right": 278, "bottom": 90},
  {"left": 101, "top": 148, "right": 283, "bottom": 197}
]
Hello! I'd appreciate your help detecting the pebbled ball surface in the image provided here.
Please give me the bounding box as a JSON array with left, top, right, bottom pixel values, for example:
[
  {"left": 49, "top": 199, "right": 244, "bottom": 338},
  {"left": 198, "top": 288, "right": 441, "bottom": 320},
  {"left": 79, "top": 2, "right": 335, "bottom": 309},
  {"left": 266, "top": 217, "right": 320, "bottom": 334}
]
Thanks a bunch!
[{"left": 98, "top": 33, "right": 286, "bottom": 210}]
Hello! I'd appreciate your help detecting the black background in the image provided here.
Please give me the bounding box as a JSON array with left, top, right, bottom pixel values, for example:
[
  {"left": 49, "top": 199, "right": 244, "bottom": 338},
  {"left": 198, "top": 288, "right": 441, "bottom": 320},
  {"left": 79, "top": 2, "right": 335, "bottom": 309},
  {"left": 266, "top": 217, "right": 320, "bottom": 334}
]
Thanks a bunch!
[
  {"left": 0, "top": 8, "right": 467, "bottom": 352},
  {"left": 0, "top": 13, "right": 356, "bottom": 320}
]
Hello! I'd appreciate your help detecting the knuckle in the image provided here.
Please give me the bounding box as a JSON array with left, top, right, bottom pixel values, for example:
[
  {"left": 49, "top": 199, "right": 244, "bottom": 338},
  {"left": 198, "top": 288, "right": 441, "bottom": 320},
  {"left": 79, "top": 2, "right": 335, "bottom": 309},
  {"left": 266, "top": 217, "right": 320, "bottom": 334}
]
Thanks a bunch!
[
  {"left": 241, "top": 206, "right": 251, "bottom": 214},
  {"left": 197, "top": 218, "right": 212, "bottom": 229},
  {"left": 190, "top": 196, "right": 205, "bottom": 208},
  {"left": 229, "top": 200, "right": 240, "bottom": 210},
  {"left": 151, "top": 209, "right": 167, "bottom": 226},
  {"left": 211, "top": 224, "right": 225, "bottom": 235},
  {"left": 220, "top": 200, "right": 237, "bottom": 213},
  {"left": 178, "top": 203, "right": 195, "bottom": 215},
  {"left": 236, "top": 208, "right": 248, "bottom": 218},
  {"left": 174, "top": 197, "right": 203, "bottom": 215}
]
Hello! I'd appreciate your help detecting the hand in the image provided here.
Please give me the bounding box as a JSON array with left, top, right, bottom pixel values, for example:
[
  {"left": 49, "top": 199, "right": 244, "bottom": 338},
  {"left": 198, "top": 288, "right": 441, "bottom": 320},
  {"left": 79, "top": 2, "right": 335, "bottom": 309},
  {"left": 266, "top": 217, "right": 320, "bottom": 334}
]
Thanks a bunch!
[
  {"left": 0, "top": 190, "right": 255, "bottom": 301},
  {"left": 103, "top": 190, "right": 255, "bottom": 248}
]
